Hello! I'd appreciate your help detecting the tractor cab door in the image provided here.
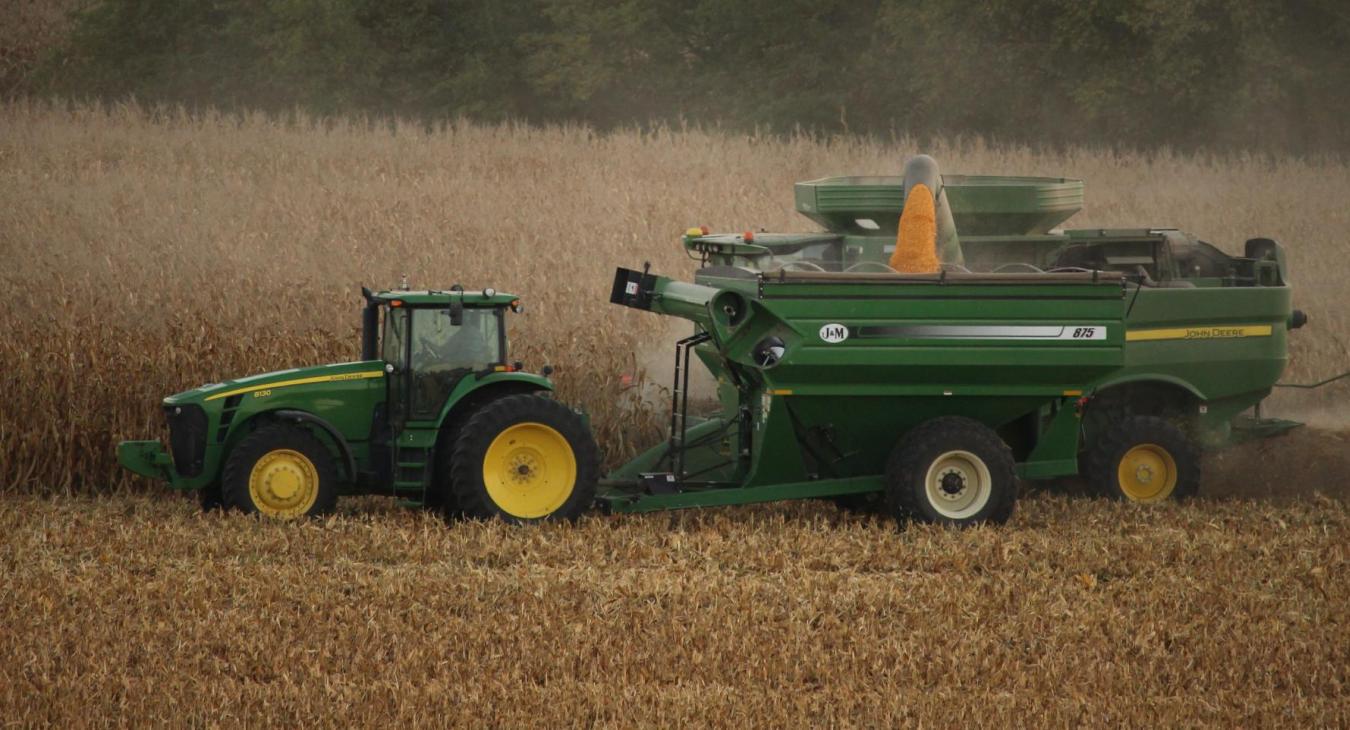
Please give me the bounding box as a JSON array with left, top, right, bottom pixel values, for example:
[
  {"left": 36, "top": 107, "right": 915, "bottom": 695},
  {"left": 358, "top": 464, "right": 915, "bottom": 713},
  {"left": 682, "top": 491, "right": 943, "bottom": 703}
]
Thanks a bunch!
[
  {"left": 383, "top": 305, "right": 412, "bottom": 433},
  {"left": 406, "top": 306, "right": 504, "bottom": 421},
  {"left": 382, "top": 304, "right": 505, "bottom": 427},
  {"left": 381, "top": 303, "right": 505, "bottom": 499}
]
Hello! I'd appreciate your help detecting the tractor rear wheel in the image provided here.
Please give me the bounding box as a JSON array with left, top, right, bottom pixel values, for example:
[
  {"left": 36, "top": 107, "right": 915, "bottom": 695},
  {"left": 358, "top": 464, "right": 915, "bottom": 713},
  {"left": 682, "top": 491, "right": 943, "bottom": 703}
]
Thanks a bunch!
[
  {"left": 1083, "top": 415, "right": 1199, "bottom": 503},
  {"left": 450, "top": 394, "right": 599, "bottom": 522},
  {"left": 199, "top": 484, "right": 224, "bottom": 512},
  {"left": 221, "top": 423, "right": 339, "bottom": 519},
  {"left": 885, "top": 417, "right": 1017, "bottom": 526}
]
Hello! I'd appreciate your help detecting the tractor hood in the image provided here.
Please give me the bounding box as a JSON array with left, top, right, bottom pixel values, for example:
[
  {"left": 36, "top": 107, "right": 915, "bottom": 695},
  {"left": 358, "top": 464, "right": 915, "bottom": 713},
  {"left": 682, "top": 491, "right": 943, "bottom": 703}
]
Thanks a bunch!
[{"left": 163, "top": 361, "right": 386, "bottom": 406}]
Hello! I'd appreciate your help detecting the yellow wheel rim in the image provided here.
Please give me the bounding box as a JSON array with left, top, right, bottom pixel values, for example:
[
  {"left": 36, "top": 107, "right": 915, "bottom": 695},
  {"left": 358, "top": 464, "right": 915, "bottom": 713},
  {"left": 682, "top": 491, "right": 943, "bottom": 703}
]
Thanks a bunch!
[
  {"left": 247, "top": 448, "right": 320, "bottom": 518},
  {"left": 1116, "top": 443, "right": 1178, "bottom": 503},
  {"left": 482, "top": 422, "right": 577, "bottom": 519}
]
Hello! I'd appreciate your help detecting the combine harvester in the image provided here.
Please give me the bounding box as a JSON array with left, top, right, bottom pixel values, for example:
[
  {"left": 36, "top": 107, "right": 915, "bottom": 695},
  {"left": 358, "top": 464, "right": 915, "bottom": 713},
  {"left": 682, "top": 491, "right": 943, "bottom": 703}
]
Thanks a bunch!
[{"left": 120, "top": 156, "right": 1322, "bottom": 526}]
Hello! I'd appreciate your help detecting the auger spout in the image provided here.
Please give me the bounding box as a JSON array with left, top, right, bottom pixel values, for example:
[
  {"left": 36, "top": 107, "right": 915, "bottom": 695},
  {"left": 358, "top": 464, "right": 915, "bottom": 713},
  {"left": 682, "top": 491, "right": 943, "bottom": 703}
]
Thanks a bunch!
[
  {"left": 890, "top": 154, "right": 963, "bottom": 272},
  {"left": 609, "top": 266, "right": 718, "bottom": 329}
]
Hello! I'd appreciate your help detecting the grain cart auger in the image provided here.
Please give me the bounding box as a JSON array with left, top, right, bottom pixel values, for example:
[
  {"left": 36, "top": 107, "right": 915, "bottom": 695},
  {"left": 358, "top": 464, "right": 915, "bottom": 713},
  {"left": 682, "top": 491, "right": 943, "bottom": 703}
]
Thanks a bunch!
[
  {"left": 598, "top": 154, "right": 1315, "bottom": 525},
  {"left": 118, "top": 285, "right": 599, "bottom": 521}
]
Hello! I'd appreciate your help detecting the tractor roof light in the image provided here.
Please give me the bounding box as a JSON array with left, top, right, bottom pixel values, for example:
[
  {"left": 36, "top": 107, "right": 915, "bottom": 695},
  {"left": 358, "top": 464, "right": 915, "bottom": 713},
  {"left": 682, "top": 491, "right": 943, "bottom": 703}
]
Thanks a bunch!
[
  {"left": 742, "top": 230, "right": 755, "bottom": 242},
  {"left": 510, "top": 299, "right": 523, "bottom": 313},
  {"left": 389, "top": 300, "right": 404, "bottom": 308},
  {"left": 483, "top": 287, "right": 496, "bottom": 298}
]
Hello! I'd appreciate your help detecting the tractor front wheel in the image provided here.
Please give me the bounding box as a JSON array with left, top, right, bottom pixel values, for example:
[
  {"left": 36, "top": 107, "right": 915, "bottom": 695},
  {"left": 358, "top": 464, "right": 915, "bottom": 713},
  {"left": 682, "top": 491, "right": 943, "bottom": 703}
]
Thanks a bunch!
[
  {"left": 221, "top": 423, "right": 339, "bottom": 518},
  {"left": 450, "top": 394, "right": 599, "bottom": 522},
  {"left": 1083, "top": 415, "right": 1199, "bottom": 503},
  {"left": 885, "top": 417, "right": 1017, "bottom": 526}
]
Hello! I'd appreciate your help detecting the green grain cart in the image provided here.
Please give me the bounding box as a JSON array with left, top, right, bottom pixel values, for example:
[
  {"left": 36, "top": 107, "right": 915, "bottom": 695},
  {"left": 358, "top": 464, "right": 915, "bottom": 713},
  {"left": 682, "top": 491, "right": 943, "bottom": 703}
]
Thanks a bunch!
[
  {"left": 597, "top": 161, "right": 1309, "bottom": 524},
  {"left": 118, "top": 158, "right": 1313, "bottom": 526}
]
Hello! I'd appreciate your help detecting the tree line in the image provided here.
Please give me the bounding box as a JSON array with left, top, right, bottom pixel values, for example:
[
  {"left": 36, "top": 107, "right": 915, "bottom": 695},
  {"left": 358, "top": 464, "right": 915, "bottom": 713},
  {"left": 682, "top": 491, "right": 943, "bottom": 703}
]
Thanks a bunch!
[{"left": 31, "top": 0, "right": 1350, "bottom": 154}]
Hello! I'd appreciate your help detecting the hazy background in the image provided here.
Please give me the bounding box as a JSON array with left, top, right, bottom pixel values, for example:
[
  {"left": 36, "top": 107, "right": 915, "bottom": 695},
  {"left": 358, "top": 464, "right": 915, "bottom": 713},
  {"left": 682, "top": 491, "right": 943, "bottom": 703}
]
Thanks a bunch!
[{"left": 6, "top": 0, "right": 1350, "bottom": 155}]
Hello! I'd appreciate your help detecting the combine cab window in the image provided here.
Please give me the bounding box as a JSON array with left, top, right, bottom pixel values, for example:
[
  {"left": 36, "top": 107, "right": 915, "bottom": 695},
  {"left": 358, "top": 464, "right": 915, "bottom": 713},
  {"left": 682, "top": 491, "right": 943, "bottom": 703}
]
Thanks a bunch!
[{"left": 408, "top": 307, "right": 503, "bottom": 420}]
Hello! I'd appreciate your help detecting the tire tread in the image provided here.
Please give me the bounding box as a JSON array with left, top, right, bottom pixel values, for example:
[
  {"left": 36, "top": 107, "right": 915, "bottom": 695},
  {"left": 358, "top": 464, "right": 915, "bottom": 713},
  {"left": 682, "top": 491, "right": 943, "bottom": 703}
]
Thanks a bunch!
[
  {"left": 885, "top": 416, "right": 1017, "bottom": 526},
  {"left": 449, "top": 394, "right": 599, "bottom": 522},
  {"left": 1083, "top": 414, "right": 1200, "bottom": 501},
  {"left": 220, "top": 422, "right": 339, "bottom": 517}
]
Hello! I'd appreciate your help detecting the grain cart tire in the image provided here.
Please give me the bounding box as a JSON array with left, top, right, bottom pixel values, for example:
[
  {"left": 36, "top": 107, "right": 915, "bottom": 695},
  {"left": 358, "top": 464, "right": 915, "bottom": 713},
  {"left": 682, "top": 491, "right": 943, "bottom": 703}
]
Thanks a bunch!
[
  {"left": 885, "top": 417, "right": 1016, "bottom": 526},
  {"left": 831, "top": 492, "right": 885, "bottom": 514},
  {"left": 450, "top": 394, "right": 599, "bottom": 522},
  {"left": 1083, "top": 415, "right": 1199, "bottom": 503},
  {"left": 221, "top": 423, "right": 339, "bottom": 519}
]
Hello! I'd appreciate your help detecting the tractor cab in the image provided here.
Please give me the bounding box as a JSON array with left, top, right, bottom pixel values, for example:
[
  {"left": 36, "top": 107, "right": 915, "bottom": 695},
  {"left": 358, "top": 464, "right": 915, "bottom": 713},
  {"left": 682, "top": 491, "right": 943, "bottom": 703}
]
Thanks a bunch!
[{"left": 361, "top": 286, "right": 524, "bottom": 428}]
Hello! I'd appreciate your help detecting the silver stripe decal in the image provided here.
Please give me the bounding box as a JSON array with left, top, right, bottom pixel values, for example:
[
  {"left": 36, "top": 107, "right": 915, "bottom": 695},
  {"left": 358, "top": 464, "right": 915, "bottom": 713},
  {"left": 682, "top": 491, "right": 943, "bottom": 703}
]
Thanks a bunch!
[{"left": 854, "top": 325, "right": 1108, "bottom": 341}]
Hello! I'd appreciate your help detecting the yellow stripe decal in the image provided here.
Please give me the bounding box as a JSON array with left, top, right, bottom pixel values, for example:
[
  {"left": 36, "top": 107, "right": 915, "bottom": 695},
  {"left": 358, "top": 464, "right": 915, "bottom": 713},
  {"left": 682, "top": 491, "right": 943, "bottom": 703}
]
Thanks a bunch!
[
  {"left": 1125, "top": 324, "right": 1273, "bottom": 342},
  {"left": 205, "top": 370, "right": 384, "bottom": 401},
  {"left": 769, "top": 389, "right": 794, "bottom": 396}
]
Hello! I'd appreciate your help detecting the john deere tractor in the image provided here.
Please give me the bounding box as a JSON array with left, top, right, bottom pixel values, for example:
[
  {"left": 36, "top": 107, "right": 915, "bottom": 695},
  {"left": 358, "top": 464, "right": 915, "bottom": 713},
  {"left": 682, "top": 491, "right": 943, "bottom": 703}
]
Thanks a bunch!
[{"left": 118, "top": 286, "right": 598, "bottom": 520}]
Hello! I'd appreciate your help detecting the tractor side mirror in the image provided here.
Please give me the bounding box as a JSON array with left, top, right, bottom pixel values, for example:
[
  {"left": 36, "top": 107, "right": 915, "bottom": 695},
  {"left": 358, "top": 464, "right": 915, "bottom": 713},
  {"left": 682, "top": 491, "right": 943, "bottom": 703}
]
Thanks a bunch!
[{"left": 449, "top": 300, "right": 463, "bottom": 326}]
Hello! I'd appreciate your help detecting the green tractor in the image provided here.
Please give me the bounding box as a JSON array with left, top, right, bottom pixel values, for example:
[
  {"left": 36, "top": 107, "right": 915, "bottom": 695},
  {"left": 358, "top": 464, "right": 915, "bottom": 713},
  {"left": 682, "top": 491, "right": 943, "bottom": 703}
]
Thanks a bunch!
[{"left": 118, "top": 286, "right": 599, "bottom": 521}]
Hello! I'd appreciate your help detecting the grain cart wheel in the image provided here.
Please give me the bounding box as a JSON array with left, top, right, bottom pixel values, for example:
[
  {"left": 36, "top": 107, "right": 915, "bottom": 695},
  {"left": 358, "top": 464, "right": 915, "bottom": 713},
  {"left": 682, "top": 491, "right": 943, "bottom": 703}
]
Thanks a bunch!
[
  {"left": 450, "top": 394, "right": 599, "bottom": 522},
  {"left": 1083, "top": 415, "right": 1199, "bottom": 503},
  {"left": 885, "top": 417, "right": 1016, "bottom": 526},
  {"left": 221, "top": 423, "right": 339, "bottom": 519}
]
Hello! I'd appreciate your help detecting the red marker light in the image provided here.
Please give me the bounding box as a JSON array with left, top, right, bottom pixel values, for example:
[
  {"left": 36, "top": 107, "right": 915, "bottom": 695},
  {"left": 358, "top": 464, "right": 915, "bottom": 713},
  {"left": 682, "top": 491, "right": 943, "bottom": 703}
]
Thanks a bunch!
[
  {"left": 742, "top": 230, "right": 755, "bottom": 242},
  {"left": 700, "top": 225, "right": 710, "bottom": 235},
  {"left": 389, "top": 300, "right": 404, "bottom": 308}
]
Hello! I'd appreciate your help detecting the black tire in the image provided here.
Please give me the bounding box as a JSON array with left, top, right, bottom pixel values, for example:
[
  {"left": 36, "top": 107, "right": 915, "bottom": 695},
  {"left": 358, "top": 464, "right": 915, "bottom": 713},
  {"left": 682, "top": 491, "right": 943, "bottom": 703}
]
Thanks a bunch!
[
  {"left": 1082, "top": 415, "right": 1199, "bottom": 502},
  {"left": 221, "top": 423, "right": 339, "bottom": 518},
  {"left": 885, "top": 416, "right": 1017, "bottom": 527},
  {"left": 831, "top": 492, "right": 885, "bottom": 514},
  {"left": 430, "top": 421, "right": 466, "bottom": 518},
  {"left": 450, "top": 394, "right": 598, "bottom": 522},
  {"left": 199, "top": 483, "right": 224, "bottom": 512}
]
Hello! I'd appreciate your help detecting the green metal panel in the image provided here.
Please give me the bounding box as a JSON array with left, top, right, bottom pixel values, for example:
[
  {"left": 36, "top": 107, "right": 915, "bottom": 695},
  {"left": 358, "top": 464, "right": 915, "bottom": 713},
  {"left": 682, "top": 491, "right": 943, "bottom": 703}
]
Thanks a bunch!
[
  {"left": 605, "top": 268, "right": 1128, "bottom": 511},
  {"left": 428, "top": 371, "right": 555, "bottom": 428},
  {"left": 150, "top": 361, "right": 387, "bottom": 491}
]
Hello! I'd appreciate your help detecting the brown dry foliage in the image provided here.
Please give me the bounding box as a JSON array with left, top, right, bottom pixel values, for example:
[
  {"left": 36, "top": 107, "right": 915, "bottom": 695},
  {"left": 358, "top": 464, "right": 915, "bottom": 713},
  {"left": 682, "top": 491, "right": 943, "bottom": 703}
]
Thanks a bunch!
[
  {"left": 2, "top": 100, "right": 1349, "bottom": 725},
  {"left": 2, "top": 99, "right": 1348, "bottom": 491},
  {"left": 1, "top": 493, "right": 1346, "bottom": 726}
]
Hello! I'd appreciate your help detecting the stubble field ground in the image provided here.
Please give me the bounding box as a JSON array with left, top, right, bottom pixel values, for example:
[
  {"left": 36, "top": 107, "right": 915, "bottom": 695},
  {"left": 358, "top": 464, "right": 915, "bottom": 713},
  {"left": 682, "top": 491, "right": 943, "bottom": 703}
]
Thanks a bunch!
[{"left": 1, "top": 100, "right": 1348, "bottom": 725}]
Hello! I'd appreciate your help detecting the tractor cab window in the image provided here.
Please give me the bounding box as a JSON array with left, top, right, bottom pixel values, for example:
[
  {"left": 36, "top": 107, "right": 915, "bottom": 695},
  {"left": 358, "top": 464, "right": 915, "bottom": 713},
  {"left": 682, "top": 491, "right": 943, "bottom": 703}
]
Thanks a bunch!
[
  {"left": 407, "top": 307, "right": 503, "bottom": 419},
  {"left": 383, "top": 307, "right": 409, "bottom": 368}
]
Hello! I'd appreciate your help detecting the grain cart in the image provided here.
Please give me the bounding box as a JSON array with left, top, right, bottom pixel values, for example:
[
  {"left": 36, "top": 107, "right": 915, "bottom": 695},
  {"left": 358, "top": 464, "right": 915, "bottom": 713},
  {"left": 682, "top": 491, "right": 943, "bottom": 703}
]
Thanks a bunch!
[
  {"left": 597, "top": 156, "right": 1311, "bottom": 525},
  {"left": 118, "top": 287, "right": 599, "bottom": 521}
]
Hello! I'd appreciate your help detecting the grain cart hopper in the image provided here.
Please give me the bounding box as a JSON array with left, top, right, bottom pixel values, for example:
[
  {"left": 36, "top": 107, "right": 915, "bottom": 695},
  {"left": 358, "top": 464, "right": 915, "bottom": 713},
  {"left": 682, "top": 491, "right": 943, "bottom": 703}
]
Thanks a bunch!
[{"left": 599, "top": 156, "right": 1311, "bottom": 525}]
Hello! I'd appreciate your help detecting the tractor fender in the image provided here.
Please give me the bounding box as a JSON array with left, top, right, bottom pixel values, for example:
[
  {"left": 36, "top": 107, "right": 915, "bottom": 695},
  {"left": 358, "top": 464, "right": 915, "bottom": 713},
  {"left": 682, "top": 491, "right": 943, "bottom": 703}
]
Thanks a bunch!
[
  {"left": 437, "top": 373, "right": 555, "bottom": 428},
  {"left": 272, "top": 409, "right": 358, "bottom": 482}
]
